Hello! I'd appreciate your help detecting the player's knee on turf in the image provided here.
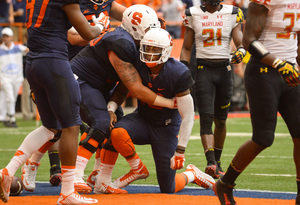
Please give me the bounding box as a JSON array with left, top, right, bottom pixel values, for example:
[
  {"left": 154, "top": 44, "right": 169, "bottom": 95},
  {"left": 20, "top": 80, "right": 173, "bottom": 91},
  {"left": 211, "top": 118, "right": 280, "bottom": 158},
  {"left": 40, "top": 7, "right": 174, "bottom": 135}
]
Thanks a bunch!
[
  {"left": 110, "top": 128, "right": 135, "bottom": 157},
  {"left": 200, "top": 114, "right": 214, "bottom": 135},
  {"left": 79, "top": 128, "right": 107, "bottom": 154}
]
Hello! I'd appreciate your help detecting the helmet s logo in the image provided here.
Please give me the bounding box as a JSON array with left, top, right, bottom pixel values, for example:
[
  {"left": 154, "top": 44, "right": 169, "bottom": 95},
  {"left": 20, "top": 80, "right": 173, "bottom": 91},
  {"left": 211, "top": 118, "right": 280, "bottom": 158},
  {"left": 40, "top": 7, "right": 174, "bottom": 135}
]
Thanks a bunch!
[
  {"left": 131, "top": 12, "right": 143, "bottom": 25},
  {"left": 168, "top": 34, "right": 173, "bottom": 46}
]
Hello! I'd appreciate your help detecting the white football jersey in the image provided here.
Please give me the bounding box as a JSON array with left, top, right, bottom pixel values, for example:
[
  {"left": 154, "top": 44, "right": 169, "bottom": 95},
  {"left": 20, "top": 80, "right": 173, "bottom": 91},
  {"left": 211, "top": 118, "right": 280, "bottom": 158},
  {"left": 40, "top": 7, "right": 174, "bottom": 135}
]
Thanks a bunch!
[
  {"left": 251, "top": 0, "right": 300, "bottom": 63},
  {"left": 183, "top": 4, "right": 244, "bottom": 59}
]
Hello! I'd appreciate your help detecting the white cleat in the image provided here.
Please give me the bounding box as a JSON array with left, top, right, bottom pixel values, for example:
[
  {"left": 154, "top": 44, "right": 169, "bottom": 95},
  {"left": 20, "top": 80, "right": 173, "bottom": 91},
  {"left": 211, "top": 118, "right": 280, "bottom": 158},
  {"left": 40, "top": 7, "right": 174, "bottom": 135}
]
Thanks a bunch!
[
  {"left": 57, "top": 191, "right": 98, "bottom": 204},
  {"left": 186, "top": 164, "right": 215, "bottom": 189},
  {"left": 0, "top": 168, "right": 12, "bottom": 203},
  {"left": 94, "top": 182, "right": 128, "bottom": 194},
  {"left": 113, "top": 162, "right": 149, "bottom": 188},
  {"left": 87, "top": 170, "right": 99, "bottom": 188},
  {"left": 74, "top": 174, "right": 92, "bottom": 194},
  {"left": 21, "top": 159, "right": 40, "bottom": 192}
]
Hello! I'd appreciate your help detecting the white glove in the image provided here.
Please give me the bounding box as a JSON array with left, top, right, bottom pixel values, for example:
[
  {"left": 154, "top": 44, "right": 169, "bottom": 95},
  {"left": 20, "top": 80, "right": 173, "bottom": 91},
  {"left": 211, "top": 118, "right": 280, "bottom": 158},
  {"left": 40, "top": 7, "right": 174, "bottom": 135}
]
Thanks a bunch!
[
  {"left": 170, "top": 152, "right": 185, "bottom": 170},
  {"left": 92, "top": 13, "right": 110, "bottom": 32}
]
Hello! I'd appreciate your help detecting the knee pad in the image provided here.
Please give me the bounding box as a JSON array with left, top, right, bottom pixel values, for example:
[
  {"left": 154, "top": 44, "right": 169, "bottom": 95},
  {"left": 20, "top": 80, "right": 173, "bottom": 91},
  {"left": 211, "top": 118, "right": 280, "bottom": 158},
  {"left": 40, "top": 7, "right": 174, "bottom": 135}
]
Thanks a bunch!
[
  {"left": 79, "top": 128, "right": 107, "bottom": 154},
  {"left": 49, "top": 131, "right": 62, "bottom": 143},
  {"left": 110, "top": 128, "right": 135, "bottom": 158},
  {"left": 102, "top": 140, "right": 117, "bottom": 152},
  {"left": 200, "top": 114, "right": 213, "bottom": 135}
]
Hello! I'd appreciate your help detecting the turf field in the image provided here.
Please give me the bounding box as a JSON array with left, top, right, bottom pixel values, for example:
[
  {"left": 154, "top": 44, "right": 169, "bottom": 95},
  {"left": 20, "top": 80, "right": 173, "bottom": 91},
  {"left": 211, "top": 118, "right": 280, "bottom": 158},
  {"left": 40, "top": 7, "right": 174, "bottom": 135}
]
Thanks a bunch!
[{"left": 0, "top": 113, "right": 295, "bottom": 194}]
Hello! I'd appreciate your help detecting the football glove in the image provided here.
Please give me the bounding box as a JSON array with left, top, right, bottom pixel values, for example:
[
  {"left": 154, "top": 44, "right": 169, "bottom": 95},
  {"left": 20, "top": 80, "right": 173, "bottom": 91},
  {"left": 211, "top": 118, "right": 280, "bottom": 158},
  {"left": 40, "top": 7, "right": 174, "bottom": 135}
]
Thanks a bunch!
[
  {"left": 158, "top": 17, "right": 166, "bottom": 30},
  {"left": 92, "top": 12, "right": 110, "bottom": 32},
  {"left": 231, "top": 47, "right": 246, "bottom": 64},
  {"left": 274, "top": 60, "right": 300, "bottom": 87},
  {"left": 170, "top": 152, "right": 185, "bottom": 170}
]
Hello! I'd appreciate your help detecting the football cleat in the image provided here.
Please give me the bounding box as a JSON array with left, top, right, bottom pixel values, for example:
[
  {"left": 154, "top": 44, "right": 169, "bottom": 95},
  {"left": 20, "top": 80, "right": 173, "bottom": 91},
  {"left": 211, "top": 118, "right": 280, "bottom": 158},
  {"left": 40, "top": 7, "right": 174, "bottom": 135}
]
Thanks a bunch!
[
  {"left": 50, "top": 173, "right": 62, "bottom": 186},
  {"left": 74, "top": 174, "right": 92, "bottom": 194},
  {"left": 217, "top": 162, "right": 225, "bottom": 178},
  {"left": 94, "top": 182, "right": 128, "bottom": 194},
  {"left": 186, "top": 164, "right": 215, "bottom": 189},
  {"left": 57, "top": 191, "right": 98, "bottom": 205},
  {"left": 213, "top": 179, "right": 236, "bottom": 205},
  {"left": 113, "top": 162, "right": 149, "bottom": 188},
  {"left": 205, "top": 163, "right": 220, "bottom": 179},
  {"left": 87, "top": 170, "right": 99, "bottom": 188},
  {"left": 21, "top": 159, "right": 40, "bottom": 192},
  {"left": 0, "top": 168, "right": 12, "bottom": 203}
]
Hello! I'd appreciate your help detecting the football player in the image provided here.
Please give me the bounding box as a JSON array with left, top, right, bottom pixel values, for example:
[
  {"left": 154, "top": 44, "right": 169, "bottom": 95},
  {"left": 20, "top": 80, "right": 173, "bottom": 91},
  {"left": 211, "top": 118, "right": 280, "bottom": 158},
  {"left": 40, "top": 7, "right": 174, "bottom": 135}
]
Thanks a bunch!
[
  {"left": 94, "top": 28, "right": 215, "bottom": 194},
  {"left": 180, "top": 0, "right": 245, "bottom": 179},
  {"left": 214, "top": 1, "right": 300, "bottom": 205},
  {"left": 70, "top": 5, "right": 177, "bottom": 193},
  {"left": 0, "top": 0, "right": 109, "bottom": 203}
]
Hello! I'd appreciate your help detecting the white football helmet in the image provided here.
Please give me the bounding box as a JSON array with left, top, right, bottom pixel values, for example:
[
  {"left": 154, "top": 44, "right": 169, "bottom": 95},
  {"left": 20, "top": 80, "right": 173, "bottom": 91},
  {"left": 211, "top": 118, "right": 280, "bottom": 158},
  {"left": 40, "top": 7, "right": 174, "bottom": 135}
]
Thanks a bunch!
[
  {"left": 140, "top": 28, "right": 173, "bottom": 68},
  {"left": 89, "top": 0, "right": 104, "bottom": 5},
  {"left": 121, "top": 5, "right": 160, "bottom": 41}
]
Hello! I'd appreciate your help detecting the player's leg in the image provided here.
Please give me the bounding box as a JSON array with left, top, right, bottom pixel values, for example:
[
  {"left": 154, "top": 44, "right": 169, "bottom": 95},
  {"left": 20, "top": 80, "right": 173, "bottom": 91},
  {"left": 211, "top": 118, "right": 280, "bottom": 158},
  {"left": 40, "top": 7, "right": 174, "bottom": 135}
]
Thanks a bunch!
[
  {"left": 214, "top": 59, "right": 279, "bottom": 205},
  {"left": 48, "top": 140, "right": 62, "bottom": 186},
  {"left": 194, "top": 60, "right": 218, "bottom": 178},
  {"left": 213, "top": 64, "right": 233, "bottom": 177},
  {"left": 109, "top": 113, "right": 150, "bottom": 189},
  {"left": 278, "top": 84, "right": 300, "bottom": 204}
]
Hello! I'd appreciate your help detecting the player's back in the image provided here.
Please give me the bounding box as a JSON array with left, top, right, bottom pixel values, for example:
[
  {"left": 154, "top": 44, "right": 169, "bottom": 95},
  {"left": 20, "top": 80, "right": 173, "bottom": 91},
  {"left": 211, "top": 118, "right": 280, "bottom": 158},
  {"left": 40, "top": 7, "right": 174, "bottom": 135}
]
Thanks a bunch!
[
  {"left": 254, "top": 0, "right": 300, "bottom": 63},
  {"left": 71, "top": 26, "right": 140, "bottom": 92},
  {"left": 137, "top": 58, "right": 194, "bottom": 126},
  {"left": 26, "top": 0, "right": 71, "bottom": 60}
]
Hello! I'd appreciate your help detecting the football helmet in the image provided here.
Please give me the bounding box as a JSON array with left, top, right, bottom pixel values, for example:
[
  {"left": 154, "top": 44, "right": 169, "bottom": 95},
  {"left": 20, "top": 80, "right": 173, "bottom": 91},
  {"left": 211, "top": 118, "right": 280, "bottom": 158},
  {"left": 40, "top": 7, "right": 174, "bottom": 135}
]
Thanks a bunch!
[
  {"left": 140, "top": 28, "right": 173, "bottom": 68},
  {"left": 121, "top": 5, "right": 160, "bottom": 40},
  {"left": 202, "top": 0, "right": 223, "bottom": 6}
]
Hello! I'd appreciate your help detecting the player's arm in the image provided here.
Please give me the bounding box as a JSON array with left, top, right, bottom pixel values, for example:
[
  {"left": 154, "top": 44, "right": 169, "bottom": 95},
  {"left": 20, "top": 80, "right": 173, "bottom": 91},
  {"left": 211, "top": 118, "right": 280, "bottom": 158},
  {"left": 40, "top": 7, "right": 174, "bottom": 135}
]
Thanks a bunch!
[
  {"left": 231, "top": 23, "right": 246, "bottom": 64},
  {"left": 109, "top": 51, "right": 176, "bottom": 108},
  {"left": 180, "top": 26, "right": 194, "bottom": 67},
  {"left": 62, "top": 4, "right": 103, "bottom": 41},
  {"left": 109, "top": 1, "right": 126, "bottom": 22},
  {"left": 170, "top": 89, "right": 194, "bottom": 170},
  {"left": 67, "top": 29, "right": 90, "bottom": 46},
  {"left": 297, "top": 32, "right": 300, "bottom": 66},
  {"left": 243, "top": 2, "right": 300, "bottom": 87}
]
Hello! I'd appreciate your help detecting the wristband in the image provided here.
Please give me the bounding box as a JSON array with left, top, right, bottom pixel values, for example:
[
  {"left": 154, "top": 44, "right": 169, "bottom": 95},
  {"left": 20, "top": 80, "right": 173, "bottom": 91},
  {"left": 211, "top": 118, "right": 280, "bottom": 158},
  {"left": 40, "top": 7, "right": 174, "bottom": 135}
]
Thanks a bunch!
[
  {"left": 180, "top": 60, "right": 189, "bottom": 67},
  {"left": 95, "top": 24, "right": 104, "bottom": 33},
  {"left": 176, "top": 146, "right": 186, "bottom": 154},
  {"left": 237, "top": 47, "right": 246, "bottom": 56},
  {"left": 272, "top": 58, "right": 283, "bottom": 69},
  {"left": 248, "top": 40, "right": 270, "bottom": 60},
  {"left": 107, "top": 101, "right": 118, "bottom": 112}
]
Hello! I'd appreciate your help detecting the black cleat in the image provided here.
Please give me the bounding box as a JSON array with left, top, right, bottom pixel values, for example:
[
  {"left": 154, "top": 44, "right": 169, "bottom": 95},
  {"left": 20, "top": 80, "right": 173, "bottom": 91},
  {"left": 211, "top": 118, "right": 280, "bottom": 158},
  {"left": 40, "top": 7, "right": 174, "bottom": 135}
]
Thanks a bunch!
[
  {"left": 213, "top": 179, "right": 236, "bottom": 205},
  {"left": 205, "top": 163, "right": 220, "bottom": 179},
  {"left": 217, "top": 163, "right": 225, "bottom": 178}
]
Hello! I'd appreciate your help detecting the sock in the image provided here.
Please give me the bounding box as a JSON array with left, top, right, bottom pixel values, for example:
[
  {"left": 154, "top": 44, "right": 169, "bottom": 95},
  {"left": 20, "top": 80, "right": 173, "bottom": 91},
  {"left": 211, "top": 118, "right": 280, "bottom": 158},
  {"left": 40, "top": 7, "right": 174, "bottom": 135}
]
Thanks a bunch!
[
  {"left": 127, "top": 153, "right": 141, "bottom": 170},
  {"left": 75, "top": 156, "right": 89, "bottom": 178},
  {"left": 221, "top": 162, "right": 242, "bottom": 185},
  {"left": 93, "top": 148, "right": 101, "bottom": 171},
  {"left": 97, "top": 163, "right": 115, "bottom": 183},
  {"left": 181, "top": 170, "right": 195, "bottom": 183},
  {"left": 61, "top": 165, "right": 75, "bottom": 196},
  {"left": 174, "top": 173, "right": 188, "bottom": 193},
  {"left": 48, "top": 150, "right": 61, "bottom": 174},
  {"left": 205, "top": 148, "right": 215, "bottom": 165},
  {"left": 6, "top": 150, "right": 30, "bottom": 177},
  {"left": 6, "top": 126, "right": 54, "bottom": 176},
  {"left": 214, "top": 147, "right": 223, "bottom": 165}
]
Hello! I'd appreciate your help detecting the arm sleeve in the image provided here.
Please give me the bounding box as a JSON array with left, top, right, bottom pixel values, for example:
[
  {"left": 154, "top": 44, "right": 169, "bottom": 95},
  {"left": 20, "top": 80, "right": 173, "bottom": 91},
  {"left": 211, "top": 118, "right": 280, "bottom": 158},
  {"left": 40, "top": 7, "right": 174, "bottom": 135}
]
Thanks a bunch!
[{"left": 176, "top": 94, "right": 195, "bottom": 149}]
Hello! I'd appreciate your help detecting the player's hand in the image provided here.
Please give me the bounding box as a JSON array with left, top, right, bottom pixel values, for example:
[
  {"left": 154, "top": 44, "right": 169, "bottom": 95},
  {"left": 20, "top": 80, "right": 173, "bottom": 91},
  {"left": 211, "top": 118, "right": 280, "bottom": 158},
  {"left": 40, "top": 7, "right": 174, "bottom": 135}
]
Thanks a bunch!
[
  {"left": 92, "top": 13, "right": 110, "bottom": 32},
  {"left": 230, "top": 47, "right": 246, "bottom": 64},
  {"left": 158, "top": 17, "right": 166, "bottom": 30},
  {"left": 108, "top": 111, "right": 117, "bottom": 131},
  {"left": 170, "top": 152, "right": 185, "bottom": 170},
  {"left": 275, "top": 60, "right": 300, "bottom": 87}
]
